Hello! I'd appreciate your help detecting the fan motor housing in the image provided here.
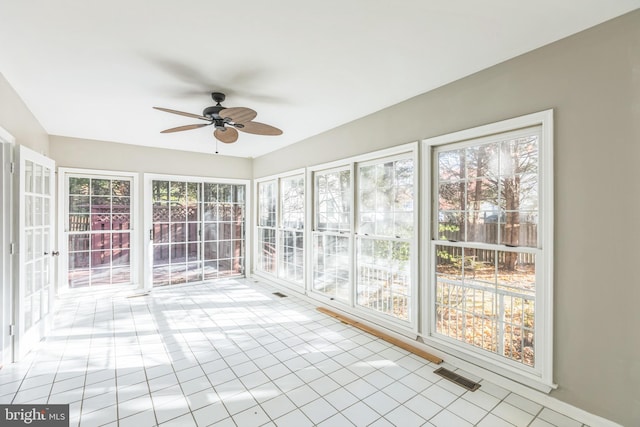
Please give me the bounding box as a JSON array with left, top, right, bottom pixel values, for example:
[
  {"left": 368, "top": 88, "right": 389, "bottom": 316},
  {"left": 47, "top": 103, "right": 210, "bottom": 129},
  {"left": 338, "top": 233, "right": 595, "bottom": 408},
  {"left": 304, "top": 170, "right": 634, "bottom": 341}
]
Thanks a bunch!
[{"left": 203, "top": 105, "right": 225, "bottom": 118}]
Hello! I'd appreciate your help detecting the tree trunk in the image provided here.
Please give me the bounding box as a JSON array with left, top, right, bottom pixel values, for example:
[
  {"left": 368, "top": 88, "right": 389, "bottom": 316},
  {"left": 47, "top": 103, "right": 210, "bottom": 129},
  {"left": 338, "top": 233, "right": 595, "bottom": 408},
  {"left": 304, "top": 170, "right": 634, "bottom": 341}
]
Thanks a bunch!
[{"left": 502, "top": 175, "right": 520, "bottom": 270}]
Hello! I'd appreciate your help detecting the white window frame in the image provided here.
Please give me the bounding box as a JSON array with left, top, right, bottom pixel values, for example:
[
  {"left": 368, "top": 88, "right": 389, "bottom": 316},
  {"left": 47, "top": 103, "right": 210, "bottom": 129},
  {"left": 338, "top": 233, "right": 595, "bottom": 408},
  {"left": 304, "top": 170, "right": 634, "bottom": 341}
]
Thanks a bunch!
[
  {"left": 255, "top": 178, "right": 278, "bottom": 277},
  {"left": 253, "top": 169, "right": 306, "bottom": 290},
  {"left": 307, "top": 142, "right": 419, "bottom": 334},
  {"left": 278, "top": 173, "right": 305, "bottom": 285},
  {"left": 143, "top": 173, "right": 250, "bottom": 291},
  {"left": 310, "top": 163, "right": 354, "bottom": 305},
  {"left": 421, "top": 110, "right": 555, "bottom": 391},
  {"left": 355, "top": 153, "right": 417, "bottom": 325},
  {"left": 58, "top": 168, "right": 139, "bottom": 292}
]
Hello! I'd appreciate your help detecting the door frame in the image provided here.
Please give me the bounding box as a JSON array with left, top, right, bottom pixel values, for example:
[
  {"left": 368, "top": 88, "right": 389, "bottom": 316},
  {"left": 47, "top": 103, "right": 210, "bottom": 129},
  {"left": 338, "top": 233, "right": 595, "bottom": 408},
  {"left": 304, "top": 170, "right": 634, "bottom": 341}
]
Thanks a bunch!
[
  {"left": 57, "top": 168, "right": 140, "bottom": 292},
  {"left": 0, "top": 127, "right": 15, "bottom": 365}
]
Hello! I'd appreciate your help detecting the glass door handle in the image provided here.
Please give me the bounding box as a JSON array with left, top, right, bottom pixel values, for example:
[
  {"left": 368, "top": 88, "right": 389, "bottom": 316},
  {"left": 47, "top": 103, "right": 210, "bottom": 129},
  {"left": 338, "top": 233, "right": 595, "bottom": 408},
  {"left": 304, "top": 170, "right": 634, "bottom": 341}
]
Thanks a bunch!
[{"left": 51, "top": 251, "right": 60, "bottom": 256}]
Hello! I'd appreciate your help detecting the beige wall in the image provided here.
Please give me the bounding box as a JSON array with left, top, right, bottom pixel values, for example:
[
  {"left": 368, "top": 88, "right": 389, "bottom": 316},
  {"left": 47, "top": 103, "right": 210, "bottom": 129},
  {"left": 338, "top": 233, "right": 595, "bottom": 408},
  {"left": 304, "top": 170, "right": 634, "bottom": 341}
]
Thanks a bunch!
[
  {"left": 0, "top": 73, "right": 49, "bottom": 154},
  {"left": 253, "top": 10, "right": 640, "bottom": 427},
  {"left": 49, "top": 135, "right": 252, "bottom": 179}
]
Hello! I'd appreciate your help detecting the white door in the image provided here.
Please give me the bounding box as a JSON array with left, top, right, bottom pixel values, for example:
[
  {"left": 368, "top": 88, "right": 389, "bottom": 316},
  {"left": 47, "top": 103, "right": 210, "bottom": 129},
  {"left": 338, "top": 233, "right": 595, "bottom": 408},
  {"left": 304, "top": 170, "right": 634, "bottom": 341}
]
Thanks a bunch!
[
  {"left": 62, "top": 172, "right": 135, "bottom": 289},
  {"left": 15, "top": 145, "right": 56, "bottom": 359}
]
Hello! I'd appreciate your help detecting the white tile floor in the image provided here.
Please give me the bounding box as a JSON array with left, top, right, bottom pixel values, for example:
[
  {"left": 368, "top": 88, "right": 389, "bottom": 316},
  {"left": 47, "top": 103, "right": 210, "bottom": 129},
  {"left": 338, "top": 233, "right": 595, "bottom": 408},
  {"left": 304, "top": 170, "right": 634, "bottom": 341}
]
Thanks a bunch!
[{"left": 0, "top": 278, "right": 588, "bottom": 427}]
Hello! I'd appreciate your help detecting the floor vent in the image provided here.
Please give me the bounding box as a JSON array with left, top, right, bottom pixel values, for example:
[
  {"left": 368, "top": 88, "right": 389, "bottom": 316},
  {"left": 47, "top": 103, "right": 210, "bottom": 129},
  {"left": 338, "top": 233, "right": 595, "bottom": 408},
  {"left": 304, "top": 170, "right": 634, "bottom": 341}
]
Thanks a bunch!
[
  {"left": 273, "top": 292, "right": 287, "bottom": 298},
  {"left": 433, "top": 367, "right": 481, "bottom": 391}
]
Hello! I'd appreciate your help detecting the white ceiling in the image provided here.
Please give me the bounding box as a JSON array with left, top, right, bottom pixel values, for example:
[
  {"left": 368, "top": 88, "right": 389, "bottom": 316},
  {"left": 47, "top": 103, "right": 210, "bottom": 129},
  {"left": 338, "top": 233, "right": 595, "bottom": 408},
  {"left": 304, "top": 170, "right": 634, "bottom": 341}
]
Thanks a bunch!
[{"left": 1, "top": 1, "right": 638, "bottom": 158}]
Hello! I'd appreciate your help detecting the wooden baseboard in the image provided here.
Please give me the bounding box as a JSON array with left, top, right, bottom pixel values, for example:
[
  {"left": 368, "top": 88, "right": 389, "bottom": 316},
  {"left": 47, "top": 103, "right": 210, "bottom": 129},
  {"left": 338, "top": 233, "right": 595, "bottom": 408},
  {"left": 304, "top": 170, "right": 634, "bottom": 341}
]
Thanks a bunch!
[{"left": 316, "top": 307, "right": 443, "bottom": 364}]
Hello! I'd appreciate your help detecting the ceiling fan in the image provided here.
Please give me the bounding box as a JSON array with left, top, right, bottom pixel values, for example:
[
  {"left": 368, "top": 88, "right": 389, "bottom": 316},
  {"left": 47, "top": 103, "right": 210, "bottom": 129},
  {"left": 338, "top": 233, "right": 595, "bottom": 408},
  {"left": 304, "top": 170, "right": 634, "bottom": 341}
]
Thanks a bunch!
[{"left": 153, "top": 92, "right": 282, "bottom": 144}]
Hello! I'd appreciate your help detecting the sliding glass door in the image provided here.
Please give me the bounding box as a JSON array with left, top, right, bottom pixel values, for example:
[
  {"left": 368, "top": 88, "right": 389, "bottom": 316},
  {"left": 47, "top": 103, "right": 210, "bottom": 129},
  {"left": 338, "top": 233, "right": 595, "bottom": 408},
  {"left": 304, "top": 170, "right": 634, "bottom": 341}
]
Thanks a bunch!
[{"left": 149, "top": 178, "right": 246, "bottom": 286}]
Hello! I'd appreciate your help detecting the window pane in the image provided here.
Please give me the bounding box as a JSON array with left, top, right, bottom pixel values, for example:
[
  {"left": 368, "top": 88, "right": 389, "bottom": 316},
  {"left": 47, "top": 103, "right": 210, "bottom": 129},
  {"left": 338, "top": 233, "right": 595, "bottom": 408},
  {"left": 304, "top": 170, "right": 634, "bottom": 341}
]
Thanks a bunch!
[
  {"left": 313, "top": 234, "right": 349, "bottom": 301},
  {"left": 279, "top": 230, "right": 304, "bottom": 284},
  {"left": 281, "top": 175, "right": 304, "bottom": 230},
  {"left": 439, "top": 182, "right": 464, "bottom": 211},
  {"left": 187, "top": 243, "right": 200, "bottom": 262},
  {"left": 69, "top": 177, "right": 90, "bottom": 195},
  {"left": 497, "top": 251, "right": 536, "bottom": 366},
  {"left": 171, "top": 223, "right": 186, "bottom": 242},
  {"left": 69, "top": 214, "right": 89, "bottom": 232},
  {"left": 154, "top": 245, "right": 170, "bottom": 266},
  {"left": 357, "top": 238, "right": 410, "bottom": 321},
  {"left": 316, "top": 169, "right": 351, "bottom": 232},
  {"left": 219, "top": 184, "right": 233, "bottom": 203},
  {"left": 153, "top": 223, "right": 169, "bottom": 243},
  {"left": 277, "top": 175, "right": 305, "bottom": 283},
  {"left": 170, "top": 202, "right": 186, "bottom": 222},
  {"left": 69, "top": 252, "right": 89, "bottom": 270},
  {"left": 112, "top": 180, "right": 130, "bottom": 196},
  {"left": 170, "top": 181, "right": 186, "bottom": 203},
  {"left": 69, "top": 234, "right": 90, "bottom": 252},
  {"left": 112, "top": 214, "right": 130, "bottom": 230},
  {"left": 91, "top": 233, "right": 111, "bottom": 250},
  {"left": 219, "top": 241, "right": 231, "bottom": 259},
  {"left": 258, "top": 181, "right": 276, "bottom": 227},
  {"left": 203, "top": 183, "right": 217, "bottom": 202},
  {"left": 437, "top": 212, "right": 464, "bottom": 242},
  {"left": 438, "top": 150, "right": 464, "bottom": 181},
  {"left": 358, "top": 159, "right": 413, "bottom": 238},
  {"left": 437, "top": 136, "right": 540, "bottom": 247},
  {"left": 219, "top": 222, "right": 232, "bottom": 240},
  {"left": 258, "top": 228, "right": 276, "bottom": 273},
  {"left": 434, "top": 127, "right": 541, "bottom": 369},
  {"left": 34, "top": 164, "right": 43, "bottom": 194},
  {"left": 171, "top": 244, "right": 186, "bottom": 263},
  {"left": 466, "top": 143, "right": 499, "bottom": 180},
  {"left": 204, "top": 223, "right": 217, "bottom": 241},
  {"left": 112, "top": 233, "right": 130, "bottom": 250},
  {"left": 112, "top": 249, "right": 130, "bottom": 266},
  {"left": 203, "top": 242, "right": 218, "bottom": 260},
  {"left": 91, "top": 179, "right": 111, "bottom": 195},
  {"left": 69, "top": 196, "right": 90, "bottom": 213}
]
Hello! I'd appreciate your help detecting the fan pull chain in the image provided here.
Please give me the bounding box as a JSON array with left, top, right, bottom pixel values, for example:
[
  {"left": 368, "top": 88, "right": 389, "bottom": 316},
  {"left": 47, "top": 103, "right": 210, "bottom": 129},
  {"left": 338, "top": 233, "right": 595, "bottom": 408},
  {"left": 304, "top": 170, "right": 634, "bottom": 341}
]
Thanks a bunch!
[{"left": 215, "top": 138, "right": 219, "bottom": 154}]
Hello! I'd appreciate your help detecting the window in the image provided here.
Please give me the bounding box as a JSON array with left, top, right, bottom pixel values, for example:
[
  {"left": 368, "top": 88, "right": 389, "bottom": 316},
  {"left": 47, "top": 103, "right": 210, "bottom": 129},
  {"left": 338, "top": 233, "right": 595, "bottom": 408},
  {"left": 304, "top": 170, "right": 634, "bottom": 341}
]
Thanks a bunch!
[
  {"left": 426, "top": 110, "right": 553, "bottom": 386},
  {"left": 312, "top": 167, "right": 351, "bottom": 301},
  {"left": 66, "top": 175, "right": 134, "bottom": 287},
  {"left": 356, "top": 157, "right": 414, "bottom": 321},
  {"left": 279, "top": 175, "right": 304, "bottom": 284},
  {"left": 255, "top": 173, "right": 305, "bottom": 286},
  {"left": 257, "top": 180, "right": 277, "bottom": 274},
  {"left": 310, "top": 145, "right": 417, "bottom": 325}
]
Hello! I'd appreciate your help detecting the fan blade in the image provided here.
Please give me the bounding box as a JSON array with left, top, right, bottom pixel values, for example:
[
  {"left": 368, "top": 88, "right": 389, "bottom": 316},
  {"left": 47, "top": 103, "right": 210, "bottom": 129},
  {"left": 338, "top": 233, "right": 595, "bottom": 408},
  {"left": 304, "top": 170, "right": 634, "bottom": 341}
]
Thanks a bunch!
[
  {"left": 161, "top": 123, "right": 210, "bottom": 133},
  {"left": 218, "top": 107, "right": 257, "bottom": 124},
  {"left": 237, "top": 121, "right": 283, "bottom": 136},
  {"left": 214, "top": 127, "right": 239, "bottom": 144},
  {"left": 153, "top": 106, "right": 210, "bottom": 121}
]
